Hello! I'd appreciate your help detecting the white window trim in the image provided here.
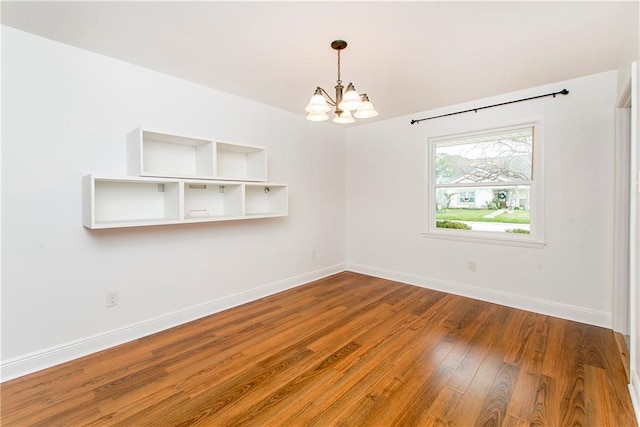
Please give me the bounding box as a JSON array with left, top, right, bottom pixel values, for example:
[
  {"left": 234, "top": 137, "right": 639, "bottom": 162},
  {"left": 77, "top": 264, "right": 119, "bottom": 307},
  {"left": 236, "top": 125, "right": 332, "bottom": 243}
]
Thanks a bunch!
[{"left": 421, "top": 118, "right": 546, "bottom": 249}]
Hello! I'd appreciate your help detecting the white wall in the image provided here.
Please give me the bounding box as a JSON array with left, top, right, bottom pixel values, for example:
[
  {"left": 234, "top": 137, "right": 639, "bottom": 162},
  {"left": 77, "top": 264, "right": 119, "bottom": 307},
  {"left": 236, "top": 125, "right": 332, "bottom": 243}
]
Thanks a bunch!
[
  {"left": 629, "top": 60, "right": 640, "bottom": 419},
  {"left": 346, "top": 71, "right": 617, "bottom": 327},
  {"left": 614, "top": 5, "right": 639, "bottom": 415},
  {"left": 1, "top": 26, "right": 346, "bottom": 379},
  {"left": 616, "top": 1, "right": 639, "bottom": 101}
]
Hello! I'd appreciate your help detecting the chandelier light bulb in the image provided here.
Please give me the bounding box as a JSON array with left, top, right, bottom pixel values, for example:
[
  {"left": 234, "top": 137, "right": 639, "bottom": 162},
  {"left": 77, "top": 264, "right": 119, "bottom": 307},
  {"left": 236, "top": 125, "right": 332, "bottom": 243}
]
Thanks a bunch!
[
  {"left": 305, "top": 89, "right": 331, "bottom": 113},
  {"left": 306, "top": 111, "right": 330, "bottom": 121},
  {"left": 353, "top": 93, "right": 378, "bottom": 119},
  {"left": 333, "top": 110, "right": 355, "bottom": 124},
  {"left": 338, "top": 83, "right": 363, "bottom": 111}
]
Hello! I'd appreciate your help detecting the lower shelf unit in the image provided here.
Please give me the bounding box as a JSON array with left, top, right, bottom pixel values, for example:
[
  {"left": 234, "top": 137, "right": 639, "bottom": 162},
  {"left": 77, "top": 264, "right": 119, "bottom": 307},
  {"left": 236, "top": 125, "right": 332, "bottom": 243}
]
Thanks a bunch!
[{"left": 83, "top": 175, "right": 288, "bottom": 229}]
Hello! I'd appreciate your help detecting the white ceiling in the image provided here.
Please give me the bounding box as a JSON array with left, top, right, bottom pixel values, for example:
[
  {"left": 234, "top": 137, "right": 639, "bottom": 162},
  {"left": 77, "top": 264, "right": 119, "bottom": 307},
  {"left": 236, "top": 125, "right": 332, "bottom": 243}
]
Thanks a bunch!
[{"left": 2, "top": 1, "right": 637, "bottom": 124}]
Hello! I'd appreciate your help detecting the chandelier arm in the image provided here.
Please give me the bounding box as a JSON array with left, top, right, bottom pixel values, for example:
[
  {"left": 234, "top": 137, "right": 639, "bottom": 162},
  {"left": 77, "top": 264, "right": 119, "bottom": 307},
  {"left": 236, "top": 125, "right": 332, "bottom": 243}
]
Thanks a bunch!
[{"left": 317, "top": 86, "right": 337, "bottom": 106}]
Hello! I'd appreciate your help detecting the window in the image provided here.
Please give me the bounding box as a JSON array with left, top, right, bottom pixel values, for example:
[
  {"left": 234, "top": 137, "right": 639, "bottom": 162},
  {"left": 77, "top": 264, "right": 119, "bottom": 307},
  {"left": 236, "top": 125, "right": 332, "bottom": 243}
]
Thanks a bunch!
[{"left": 424, "top": 121, "right": 544, "bottom": 247}]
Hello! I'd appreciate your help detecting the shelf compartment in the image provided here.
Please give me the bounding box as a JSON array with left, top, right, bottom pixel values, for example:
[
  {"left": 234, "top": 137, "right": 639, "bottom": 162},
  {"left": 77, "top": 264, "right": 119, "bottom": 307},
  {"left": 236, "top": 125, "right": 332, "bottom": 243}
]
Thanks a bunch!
[
  {"left": 84, "top": 176, "right": 180, "bottom": 228},
  {"left": 128, "top": 128, "right": 215, "bottom": 179},
  {"left": 183, "top": 181, "right": 243, "bottom": 219},
  {"left": 216, "top": 142, "right": 267, "bottom": 182},
  {"left": 244, "top": 184, "right": 288, "bottom": 216}
]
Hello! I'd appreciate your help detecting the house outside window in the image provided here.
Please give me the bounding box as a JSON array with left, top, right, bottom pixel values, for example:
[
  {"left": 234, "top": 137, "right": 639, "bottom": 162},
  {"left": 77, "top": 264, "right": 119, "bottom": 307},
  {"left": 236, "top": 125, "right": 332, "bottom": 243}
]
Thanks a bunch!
[
  {"left": 424, "top": 120, "right": 545, "bottom": 247},
  {"left": 458, "top": 191, "right": 475, "bottom": 205}
]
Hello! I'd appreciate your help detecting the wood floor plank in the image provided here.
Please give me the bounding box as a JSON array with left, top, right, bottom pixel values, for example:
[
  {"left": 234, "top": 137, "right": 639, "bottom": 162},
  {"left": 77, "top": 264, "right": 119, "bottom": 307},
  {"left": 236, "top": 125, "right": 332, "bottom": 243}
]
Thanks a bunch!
[
  {"left": 169, "top": 304, "right": 346, "bottom": 395},
  {"left": 1, "top": 272, "right": 636, "bottom": 426},
  {"left": 504, "top": 314, "right": 550, "bottom": 421},
  {"left": 503, "top": 310, "right": 538, "bottom": 367},
  {"left": 446, "top": 304, "right": 512, "bottom": 394},
  {"left": 1, "top": 388, "right": 96, "bottom": 426},
  {"left": 387, "top": 363, "right": 456, "bottom": 426},
  {"left": 529, "top": 374, "right": 559, "bottom": 427},
  {"left": 474, "top": 362, "right": 520, "bottom": 426},
  {"left": 558, "top": 322, "right": 588, "bottom": 427},
  {"left": 425, "top": 385, "right": 464, "bottom": 426},
  {"left": 541, "top": 316, "right": 568, "bottom": 378},
  {"left": 90, "top": 387, "right": 190, "bottom": 426},
  {"left": 274, "top": 325, "right": 422, "bottom": 424},
  {"left": 440, "top": 300, "right": 501, "bottom": 370},
  {"left": 505, "top": 369, "right": 539, "bottom": 422},
  {"left": 215, "top": 342, "right": 362, "bottom": 426}
]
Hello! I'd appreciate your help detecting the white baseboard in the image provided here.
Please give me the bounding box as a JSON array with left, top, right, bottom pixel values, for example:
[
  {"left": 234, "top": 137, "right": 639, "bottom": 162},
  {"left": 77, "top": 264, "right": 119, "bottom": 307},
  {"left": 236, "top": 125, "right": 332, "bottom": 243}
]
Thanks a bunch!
[
  {"left": 0, "top": 263, "right": 346, "bottom": 382},
  {"left": 346, "top": 263, "right": 612, "bottom": 328},
  {"left": 630, "top": 370, "right": 640, "bottom": 424}
]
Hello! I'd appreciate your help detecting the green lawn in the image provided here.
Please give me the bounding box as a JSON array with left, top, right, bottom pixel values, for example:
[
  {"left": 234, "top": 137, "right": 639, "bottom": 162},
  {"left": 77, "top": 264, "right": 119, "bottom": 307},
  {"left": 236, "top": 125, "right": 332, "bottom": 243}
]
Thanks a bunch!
[{"left": 436, "top": 209, "right": 530, "bottom": 224}]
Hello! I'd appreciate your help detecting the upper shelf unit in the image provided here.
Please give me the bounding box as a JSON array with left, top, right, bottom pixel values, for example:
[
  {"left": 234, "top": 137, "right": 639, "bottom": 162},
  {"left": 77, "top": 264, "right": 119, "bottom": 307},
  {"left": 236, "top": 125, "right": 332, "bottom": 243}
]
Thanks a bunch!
[{"left": 127, "top": 128, "right": 267, "bottom": 182}]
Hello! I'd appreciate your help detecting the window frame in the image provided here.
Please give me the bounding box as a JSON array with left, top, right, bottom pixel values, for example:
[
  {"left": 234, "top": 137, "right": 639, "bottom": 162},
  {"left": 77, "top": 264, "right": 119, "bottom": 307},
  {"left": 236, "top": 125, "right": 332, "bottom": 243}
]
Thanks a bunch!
[{"left": 422, "top": 118, "right": 545, "bottom": 248}]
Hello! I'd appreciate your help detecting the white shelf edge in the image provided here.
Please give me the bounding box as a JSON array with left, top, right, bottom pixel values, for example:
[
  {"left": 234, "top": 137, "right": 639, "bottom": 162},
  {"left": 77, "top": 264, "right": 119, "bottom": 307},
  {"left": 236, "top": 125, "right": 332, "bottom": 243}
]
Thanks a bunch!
[
  {"left": 215, "top": 140, "right": 267, "bottom": 151},
  {"left": 138, "top": 173, "right": 268, "bottom": 182},
  {"left": 85, "top": 219, "right": 183, "bottom": 229},
  {"left": 85, "top": 213, "right": 288, "bottom": 229},
  {"left": 137, "top": 127, "right": 214, "bottom": 145},
  {"left": 244, "top": 213, "right": 288, "bottom": 218}
]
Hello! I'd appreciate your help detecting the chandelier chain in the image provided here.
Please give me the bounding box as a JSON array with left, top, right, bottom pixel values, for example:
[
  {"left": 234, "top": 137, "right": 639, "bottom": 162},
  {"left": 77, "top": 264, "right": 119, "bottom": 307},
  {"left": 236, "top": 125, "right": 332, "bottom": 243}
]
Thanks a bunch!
[{"left": 336, "top": 49, "right": 342, "bottom": 85}]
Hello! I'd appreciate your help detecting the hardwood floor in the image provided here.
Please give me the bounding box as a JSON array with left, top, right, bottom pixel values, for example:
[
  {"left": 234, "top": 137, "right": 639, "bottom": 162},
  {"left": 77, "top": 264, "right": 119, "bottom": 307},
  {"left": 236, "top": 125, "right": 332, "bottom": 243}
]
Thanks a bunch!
[{"left": 1, "top": 272, "right": 637, "bottom": 426}]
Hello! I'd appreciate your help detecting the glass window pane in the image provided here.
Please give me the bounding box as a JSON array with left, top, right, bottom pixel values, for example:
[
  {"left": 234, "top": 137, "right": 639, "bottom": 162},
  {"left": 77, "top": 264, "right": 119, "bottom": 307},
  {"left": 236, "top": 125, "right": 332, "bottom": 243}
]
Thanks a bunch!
[
  {"left": 435, "top": 128, "right": 533, "bottom": 184},
  {"left": 435, "top": 185, "right": 530, "bottom": 234}
]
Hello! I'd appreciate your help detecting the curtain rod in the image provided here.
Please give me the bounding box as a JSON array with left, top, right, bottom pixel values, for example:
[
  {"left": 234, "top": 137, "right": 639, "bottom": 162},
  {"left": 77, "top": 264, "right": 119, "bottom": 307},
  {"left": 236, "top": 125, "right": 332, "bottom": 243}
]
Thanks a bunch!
[{"left": 409, "top": 89, "right": 569, "bottom": 125}]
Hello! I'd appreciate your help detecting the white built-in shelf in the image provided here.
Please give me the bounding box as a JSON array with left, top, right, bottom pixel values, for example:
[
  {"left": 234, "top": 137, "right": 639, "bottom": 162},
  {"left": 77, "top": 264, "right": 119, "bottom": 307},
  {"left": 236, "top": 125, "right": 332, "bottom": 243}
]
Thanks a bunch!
[
  {"left": 216, "top": 142, "right": 267, "bottom": 182},
  {"left": 183, "top": 180, "right": 243, "bottom": 220},
  {"left": 128, "top": 128, "right": 267, "bottom": 182},
  {"left": 85, "top": 128, "right": 285, "bottom": 229},
  {"left": 245, "top": 183, "right": 288, "bottom": 217},
  {"left": 83, "top": 176, "right": 181, "bottom": 228},
  {"left": 83, "top": 175, "right": 288, "bottom": 229}
]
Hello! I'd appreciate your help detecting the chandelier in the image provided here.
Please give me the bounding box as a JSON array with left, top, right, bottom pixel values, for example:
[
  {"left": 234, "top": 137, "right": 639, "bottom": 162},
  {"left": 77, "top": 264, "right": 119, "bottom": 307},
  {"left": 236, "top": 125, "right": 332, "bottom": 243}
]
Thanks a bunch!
[{"left": 305, "top": 40, "right": 378, "bottom": 123}]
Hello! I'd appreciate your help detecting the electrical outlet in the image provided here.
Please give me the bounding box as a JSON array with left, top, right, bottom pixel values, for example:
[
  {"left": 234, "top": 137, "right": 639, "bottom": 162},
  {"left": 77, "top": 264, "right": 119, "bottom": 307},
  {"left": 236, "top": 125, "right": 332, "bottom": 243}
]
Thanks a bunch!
[
  {"left": 468, "top": 261, "right": 477, "bottom": 272},
  {"left": 106, "top": 291, "right": 119, "bottom": 307}
]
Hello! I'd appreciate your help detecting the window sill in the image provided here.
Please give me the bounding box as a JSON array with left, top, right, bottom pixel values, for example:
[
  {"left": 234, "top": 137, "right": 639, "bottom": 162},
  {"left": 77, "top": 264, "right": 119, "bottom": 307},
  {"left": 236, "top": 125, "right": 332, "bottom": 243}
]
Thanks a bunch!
[{"left": 421, "top": 230, "right": 546, "bottom": 249}]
